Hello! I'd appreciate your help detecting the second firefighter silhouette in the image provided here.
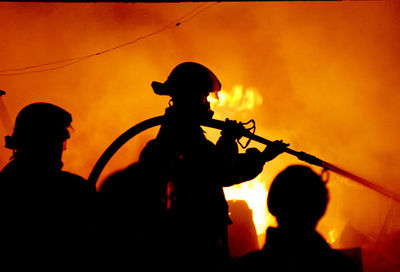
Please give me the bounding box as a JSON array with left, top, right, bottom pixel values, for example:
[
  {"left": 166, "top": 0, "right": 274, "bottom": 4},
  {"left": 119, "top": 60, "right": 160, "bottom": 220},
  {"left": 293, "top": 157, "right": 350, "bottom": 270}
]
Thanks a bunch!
[
  {"left": 99, "top": 62, "right": 287, "bottom": 270},
  {"left": 0, "top": 103, "right": 95, "bottom": 268}
]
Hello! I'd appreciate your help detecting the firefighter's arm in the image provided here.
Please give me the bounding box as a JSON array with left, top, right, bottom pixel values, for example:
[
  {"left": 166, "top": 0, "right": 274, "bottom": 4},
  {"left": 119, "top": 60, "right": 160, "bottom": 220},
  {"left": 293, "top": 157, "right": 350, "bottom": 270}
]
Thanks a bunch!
[{"left": 222, "top": 140, "right": 289, "bottom": 186}]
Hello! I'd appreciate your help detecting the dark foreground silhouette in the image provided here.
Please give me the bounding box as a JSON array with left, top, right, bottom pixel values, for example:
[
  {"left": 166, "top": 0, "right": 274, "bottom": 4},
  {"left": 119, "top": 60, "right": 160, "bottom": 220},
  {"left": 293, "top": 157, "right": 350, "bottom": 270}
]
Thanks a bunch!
[
  {"left": 98, "top": 62, "right": 287, "bottom": 271},
  {"left": 234, "top": 165, "right": 360, "bottom": 272},
  {"left": 0, "top": 103, "right": 95, "bottom": 269},
  {"left": 0, "top": 67, "right": 369, "bottom": 272}
]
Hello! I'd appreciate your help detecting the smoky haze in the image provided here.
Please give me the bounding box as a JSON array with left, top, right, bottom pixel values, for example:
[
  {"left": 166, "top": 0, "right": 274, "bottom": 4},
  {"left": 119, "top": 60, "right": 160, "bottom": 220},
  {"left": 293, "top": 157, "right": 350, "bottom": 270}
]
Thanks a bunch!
[{"left": 0, "top": 2, "right": 399, "bottom": 271}]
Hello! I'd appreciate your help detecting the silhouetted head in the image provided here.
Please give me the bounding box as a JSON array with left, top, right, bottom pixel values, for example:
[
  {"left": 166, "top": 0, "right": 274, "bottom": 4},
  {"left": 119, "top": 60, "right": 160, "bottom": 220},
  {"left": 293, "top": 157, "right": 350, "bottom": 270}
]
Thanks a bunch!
[
  {"left": 152, "top": 62, "right": 221, "bottom": 120},
  {"left": 5, "top": 103, "right": 72, "bottom": 163},
  {"left": 267, "top": 165, "right": 329, "bottom": 230}
]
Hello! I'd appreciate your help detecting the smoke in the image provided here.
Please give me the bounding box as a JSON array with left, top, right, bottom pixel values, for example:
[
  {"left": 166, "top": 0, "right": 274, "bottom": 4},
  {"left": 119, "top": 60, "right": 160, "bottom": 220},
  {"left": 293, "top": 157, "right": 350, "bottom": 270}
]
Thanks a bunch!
[{"left": 1, "top": 2, "right": 400, "bottom": 269}]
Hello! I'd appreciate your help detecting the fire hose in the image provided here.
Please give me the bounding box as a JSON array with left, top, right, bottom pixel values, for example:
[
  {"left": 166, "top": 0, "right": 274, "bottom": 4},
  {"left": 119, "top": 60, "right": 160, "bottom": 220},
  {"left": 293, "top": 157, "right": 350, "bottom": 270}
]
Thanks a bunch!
[{"left": 88, "top": 116, "right": 400, "bottom": 203}]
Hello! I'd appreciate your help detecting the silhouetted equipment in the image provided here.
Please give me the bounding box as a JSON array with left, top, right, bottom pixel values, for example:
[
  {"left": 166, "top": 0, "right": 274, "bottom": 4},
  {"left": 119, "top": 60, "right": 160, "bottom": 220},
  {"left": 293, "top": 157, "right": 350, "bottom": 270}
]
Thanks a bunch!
[{"left": 89, "top": 116, "right": 400, "bottom": 203}]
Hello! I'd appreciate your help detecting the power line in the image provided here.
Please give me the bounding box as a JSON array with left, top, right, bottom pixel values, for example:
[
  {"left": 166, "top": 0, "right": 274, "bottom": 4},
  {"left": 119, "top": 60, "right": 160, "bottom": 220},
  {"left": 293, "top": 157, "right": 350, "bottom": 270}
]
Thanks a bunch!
[
  {"left": 179, "top": 2, "right": 218, "bottom": 24},
  {"left": 0, "top": 2, "right": 219, "bottom": 76},
  {"left": 0, "top": 58, "right": 90, "bottom": 76},
  {"left": 0, "top": 55, "right": 89, "bottom": 73}
]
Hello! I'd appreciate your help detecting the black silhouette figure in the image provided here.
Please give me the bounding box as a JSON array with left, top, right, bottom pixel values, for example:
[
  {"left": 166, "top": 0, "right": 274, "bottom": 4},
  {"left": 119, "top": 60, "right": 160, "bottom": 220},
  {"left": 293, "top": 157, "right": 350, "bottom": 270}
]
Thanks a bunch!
[
  {"left": 98, "top": 62, "right": 287, "bottom": 271},
  {"left": 0, "top": 103, "right": 95, "bottom": 268},
  {"left": 235, "top": 165, "right": 360, "bottom": 272}
]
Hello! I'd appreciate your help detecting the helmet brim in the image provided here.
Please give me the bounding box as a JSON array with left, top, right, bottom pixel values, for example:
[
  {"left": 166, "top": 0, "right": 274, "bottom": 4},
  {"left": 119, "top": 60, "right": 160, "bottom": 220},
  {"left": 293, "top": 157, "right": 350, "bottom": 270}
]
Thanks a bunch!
[
  {"left": 151, "top": 81, "right": 170, "bottom": 96},
  {"left": 152, "top": 62, "right": 222, "bottom": 97}
]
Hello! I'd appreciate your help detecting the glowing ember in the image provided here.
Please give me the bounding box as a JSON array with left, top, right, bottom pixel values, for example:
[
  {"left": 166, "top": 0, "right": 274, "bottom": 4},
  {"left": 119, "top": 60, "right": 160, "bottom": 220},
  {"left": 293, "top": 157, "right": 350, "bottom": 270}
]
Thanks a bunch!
[{"left": 328, "top": 230, "right": 338, "bottom": 245}]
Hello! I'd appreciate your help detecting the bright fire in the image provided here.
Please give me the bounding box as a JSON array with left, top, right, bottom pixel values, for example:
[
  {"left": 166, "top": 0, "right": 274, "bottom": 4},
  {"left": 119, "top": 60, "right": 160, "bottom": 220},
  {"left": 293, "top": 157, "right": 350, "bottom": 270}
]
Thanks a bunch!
[
  {"left": 224, "top": 176, "right": 276, "bottom": 234},
  {"left": 1, "top": 4, "right": 399, "bottom": 269},
  {"left": 209, "top": 86, "right": 342, "bottom": 249},
  {"left": 328, "top": 230, "right": 338, "bottom": 245},
  {"left": 209, "top": 85, "right": 263, "bottom": 113},
  {"left": 209, "top": 85, "right": 273, "bottom": 247}
]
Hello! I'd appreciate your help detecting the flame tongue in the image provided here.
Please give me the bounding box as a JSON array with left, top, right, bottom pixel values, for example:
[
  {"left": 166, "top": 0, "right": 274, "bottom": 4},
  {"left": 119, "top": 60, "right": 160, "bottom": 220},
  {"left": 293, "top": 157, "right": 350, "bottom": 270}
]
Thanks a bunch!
[{"left": 208, "top": 85, "right": 263, "bottom": 117}]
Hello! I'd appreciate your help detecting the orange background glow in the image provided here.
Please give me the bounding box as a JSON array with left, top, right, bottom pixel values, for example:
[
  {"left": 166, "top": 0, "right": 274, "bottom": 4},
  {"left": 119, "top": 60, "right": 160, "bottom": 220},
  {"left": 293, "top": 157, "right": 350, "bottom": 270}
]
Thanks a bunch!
[{"left": 1, "top": 2, "right": 399, "bottom": 270}]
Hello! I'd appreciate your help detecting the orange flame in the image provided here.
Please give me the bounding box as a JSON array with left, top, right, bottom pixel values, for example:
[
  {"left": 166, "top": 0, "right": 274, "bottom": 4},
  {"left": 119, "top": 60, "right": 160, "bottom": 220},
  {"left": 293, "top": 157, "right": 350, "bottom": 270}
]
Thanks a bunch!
[
  {"left": 210, "top": 85, "right": 341, "bottom": 248},
  {"left": 224, "top": 177, "right": 276, "bottom": 236},
  {"left": 208, "top": 85, "right": 263, "bottom": 120},
  {"left": 210, "top": 85, "right": 263, "bottom": 111},
  {"left": 209, "top": 85, "right": 273, "bottom": 247}
]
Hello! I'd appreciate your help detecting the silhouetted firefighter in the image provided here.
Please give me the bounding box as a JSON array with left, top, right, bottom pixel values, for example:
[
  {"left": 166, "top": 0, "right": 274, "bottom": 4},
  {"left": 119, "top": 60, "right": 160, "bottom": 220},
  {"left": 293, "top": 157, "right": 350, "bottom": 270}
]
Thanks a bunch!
[
  {"left": 99, "top": 62, "right": 287, "bottom": 271},
  {"left": 235, "top": 165, "right": 360, "bottom": 272},
  {"left": 0, "top": 103, "right": 95, "bottom": 269}
]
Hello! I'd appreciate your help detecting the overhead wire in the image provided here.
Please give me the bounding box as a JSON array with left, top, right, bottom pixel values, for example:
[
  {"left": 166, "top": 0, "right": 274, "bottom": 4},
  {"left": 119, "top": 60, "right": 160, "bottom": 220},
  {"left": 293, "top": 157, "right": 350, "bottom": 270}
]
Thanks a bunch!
[
  {"left": 178, "top": 2, "right": 219, "bottom": 24},
  {"left": 0, "top": 58, "right": 90, "bottom": 76},
  {"left": 0, "top": 55, "right": 89, "bottom": 73},
  {"left": 0, "top": 2, "right": 219, "bottom": 76}
]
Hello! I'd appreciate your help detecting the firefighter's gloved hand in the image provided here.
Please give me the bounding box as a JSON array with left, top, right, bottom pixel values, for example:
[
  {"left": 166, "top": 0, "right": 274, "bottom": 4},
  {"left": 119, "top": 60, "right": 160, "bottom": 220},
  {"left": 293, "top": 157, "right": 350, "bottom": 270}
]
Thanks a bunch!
[
  {"left": 220, "top": 119, "right": 244, "bottom": 140},
  {"left": 262, "top": 140, "right": 289, "bottom": 162},
  {"left": 244, "top": 147, "right": 265, "bottom": 177}
]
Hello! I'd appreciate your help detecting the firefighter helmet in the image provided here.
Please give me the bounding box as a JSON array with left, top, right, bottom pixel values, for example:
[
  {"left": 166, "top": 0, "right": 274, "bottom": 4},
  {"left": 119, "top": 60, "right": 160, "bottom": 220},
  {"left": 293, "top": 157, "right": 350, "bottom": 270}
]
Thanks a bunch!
[
  {"left": 151, "top": 62, "right": 221, "bottom": 98},
  {"left": 267, "top": 165, "right": 328, "bottom": 227},
  {"left": 5, "top": 103, "right": 72, "bottom": 150}
]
